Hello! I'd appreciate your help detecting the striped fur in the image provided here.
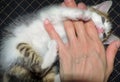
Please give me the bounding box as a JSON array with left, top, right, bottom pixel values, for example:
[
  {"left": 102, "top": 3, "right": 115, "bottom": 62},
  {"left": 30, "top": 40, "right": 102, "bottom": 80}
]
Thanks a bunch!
[{"left": 3, "top": 43, "right": 56, "bottom": 82}]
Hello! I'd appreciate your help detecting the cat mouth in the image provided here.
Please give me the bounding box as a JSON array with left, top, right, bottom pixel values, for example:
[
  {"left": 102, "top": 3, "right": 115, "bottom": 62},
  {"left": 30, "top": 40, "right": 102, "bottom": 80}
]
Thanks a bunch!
[
  {"left": 96, "top": 27, "right": 107, "bottom": 40},
  {"left": 97, "top": 28, "right": 104, "bottom": 34}
]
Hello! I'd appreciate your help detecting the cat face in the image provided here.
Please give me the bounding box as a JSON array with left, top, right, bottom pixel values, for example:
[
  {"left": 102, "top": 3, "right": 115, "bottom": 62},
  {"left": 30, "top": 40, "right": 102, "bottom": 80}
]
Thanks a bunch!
[{"left": 90, "top": 1, "right": 112, "bottom": 41}]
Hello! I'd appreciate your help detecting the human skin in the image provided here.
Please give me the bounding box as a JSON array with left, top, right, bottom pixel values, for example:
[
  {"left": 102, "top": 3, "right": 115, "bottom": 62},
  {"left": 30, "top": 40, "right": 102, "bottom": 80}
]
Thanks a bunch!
[{"left": 44, "top": 0, "right": 120, "bottom": 82}]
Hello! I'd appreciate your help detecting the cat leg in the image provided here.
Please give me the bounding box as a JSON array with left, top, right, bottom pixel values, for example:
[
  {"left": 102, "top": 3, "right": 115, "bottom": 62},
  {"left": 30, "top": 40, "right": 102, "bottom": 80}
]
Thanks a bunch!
[
  {"left": 16, "top": 41, "right": 58, "bottom": 81},
  {"left": 61, "top": 8, "right": 92, "bottom": 21},
  {"left": 41, "top": 40, "right": 58, "bottom": 82},
  {"left": 16, "top": 43, "right": 43, "bottom": 73},
  {"left": 41, "top": 6, "right": 92, "bottom": 23},
  {"left": 41, "top": 40, "right": 58, "bottom": 69}
]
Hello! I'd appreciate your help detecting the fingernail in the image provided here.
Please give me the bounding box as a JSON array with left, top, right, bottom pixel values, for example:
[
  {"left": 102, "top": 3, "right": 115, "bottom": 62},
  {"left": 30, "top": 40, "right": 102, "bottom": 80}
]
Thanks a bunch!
[
  {"left": 44, "top": 19, "right": 49, "bottom": 24},
  {"left": 65, "top": 0, "right": 72, "bottom": 2}
]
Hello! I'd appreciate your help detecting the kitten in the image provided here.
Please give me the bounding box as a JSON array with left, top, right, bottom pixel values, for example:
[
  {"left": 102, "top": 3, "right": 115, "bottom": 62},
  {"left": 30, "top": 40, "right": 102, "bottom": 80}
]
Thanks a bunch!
[{"left": 0, "top": 1, "right": 119, "bottom": 82}]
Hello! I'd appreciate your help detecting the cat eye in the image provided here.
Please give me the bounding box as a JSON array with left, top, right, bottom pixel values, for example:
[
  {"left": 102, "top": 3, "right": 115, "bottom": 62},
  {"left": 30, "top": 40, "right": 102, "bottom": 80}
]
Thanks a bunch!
[{"left": 101, "top": 17, "right": 105, "bottom": 23}]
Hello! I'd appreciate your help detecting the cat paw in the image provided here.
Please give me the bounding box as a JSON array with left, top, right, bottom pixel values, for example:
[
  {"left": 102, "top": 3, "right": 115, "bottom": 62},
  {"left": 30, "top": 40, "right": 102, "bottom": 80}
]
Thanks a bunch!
[
  {"left": 48, "top": 40, "right": 58, "bottom": 50},
  {"left": 82, "top": 10, "right": 92, "bottom": 21},
  {"left": 72, "top": 9, "right": 92, "bottom": 21},
  {"left": 41, "top": 40, "right": 58, "bottom": 69},
  {"left": 43, "top": 72, "right": 55, "bottom": 82}
]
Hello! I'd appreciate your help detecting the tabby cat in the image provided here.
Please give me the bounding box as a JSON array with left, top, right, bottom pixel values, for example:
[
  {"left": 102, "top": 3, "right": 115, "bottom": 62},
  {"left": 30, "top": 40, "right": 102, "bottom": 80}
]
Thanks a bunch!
[{"left": 0, "top": 1, "right": 119, "bottom": 82}]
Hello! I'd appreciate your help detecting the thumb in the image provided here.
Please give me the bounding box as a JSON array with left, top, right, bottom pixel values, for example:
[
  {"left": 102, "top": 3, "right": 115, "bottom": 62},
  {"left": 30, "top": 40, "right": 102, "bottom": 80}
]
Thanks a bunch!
[{"left": 106, "top": 40, "right": 120, "bottom": 75}]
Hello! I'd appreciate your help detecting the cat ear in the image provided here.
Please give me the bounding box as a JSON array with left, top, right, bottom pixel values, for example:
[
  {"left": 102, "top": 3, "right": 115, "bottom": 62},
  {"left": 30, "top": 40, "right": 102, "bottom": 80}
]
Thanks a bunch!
[
  {"left": 93, "top": 1, "right": 112, "bottom": 13},
  {"left": 104, "top": 34, "right": 120, "bottom": 44}
]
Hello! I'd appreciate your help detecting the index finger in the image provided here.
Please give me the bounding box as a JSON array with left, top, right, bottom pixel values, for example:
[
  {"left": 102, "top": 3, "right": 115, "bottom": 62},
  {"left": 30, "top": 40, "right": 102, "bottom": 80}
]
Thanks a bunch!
[{"left": 44, "top": 19, "right": 64, "bottom": 46}]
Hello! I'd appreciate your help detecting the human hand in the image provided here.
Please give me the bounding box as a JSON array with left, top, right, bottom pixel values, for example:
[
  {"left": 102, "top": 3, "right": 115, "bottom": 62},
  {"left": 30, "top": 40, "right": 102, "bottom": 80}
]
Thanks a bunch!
[{"left": 44, "top": 0, "right": 120, "bottom": 82}]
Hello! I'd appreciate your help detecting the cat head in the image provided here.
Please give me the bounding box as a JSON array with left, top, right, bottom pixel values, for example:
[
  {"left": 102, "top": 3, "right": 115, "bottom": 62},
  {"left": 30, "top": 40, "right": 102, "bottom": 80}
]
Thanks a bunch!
[{"left": 90, "top": 1, "right": 119, "bottom": 44}]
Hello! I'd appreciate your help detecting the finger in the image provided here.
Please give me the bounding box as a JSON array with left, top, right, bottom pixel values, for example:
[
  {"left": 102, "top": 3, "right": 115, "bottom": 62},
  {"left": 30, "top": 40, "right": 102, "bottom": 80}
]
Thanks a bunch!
[
  {"left": 76, "top": 2, "right": 88, "bottom": 40},
  {"left": 63, "top": 0, "right": 78, "bottom": 42},
  {"left": 64, "top": 21, "right": 77, "bottom": 42},
  {"left": 74, "top": 21, "right": 87, "bottom": 41},
  {"left": 85, "top": 20, "right": 100, "bottom": 40},
  {"left": 78, "top": 2, "right": 87, "bottom": 10},
  {"left": 106, "top": 40, "right": 120, "bottom": 75},
  {"left": 44, "top": 19, "right": 64, "bottom": 46},
  {"left": 64, "top": 0, "right": 77, "bottom": 7}
]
